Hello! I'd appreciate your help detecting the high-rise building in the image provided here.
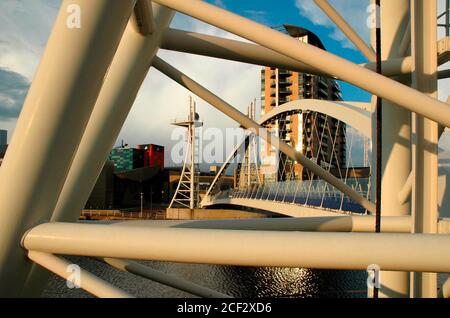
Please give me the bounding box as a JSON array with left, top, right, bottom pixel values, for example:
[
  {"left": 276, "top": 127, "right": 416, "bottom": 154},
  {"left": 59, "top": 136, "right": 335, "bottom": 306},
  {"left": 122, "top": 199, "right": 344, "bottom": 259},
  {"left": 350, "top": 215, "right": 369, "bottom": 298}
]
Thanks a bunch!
[{"left": 260, "top": 25, "right": 346, "bottom": 181}]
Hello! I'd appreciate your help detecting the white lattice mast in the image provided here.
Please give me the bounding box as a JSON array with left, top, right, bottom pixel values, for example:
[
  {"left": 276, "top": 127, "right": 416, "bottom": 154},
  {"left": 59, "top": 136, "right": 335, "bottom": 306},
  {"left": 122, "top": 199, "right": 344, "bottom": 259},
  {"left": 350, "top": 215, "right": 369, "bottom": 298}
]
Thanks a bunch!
[{"left": 169, "top": 96, "right": 201, "bottom": 209}]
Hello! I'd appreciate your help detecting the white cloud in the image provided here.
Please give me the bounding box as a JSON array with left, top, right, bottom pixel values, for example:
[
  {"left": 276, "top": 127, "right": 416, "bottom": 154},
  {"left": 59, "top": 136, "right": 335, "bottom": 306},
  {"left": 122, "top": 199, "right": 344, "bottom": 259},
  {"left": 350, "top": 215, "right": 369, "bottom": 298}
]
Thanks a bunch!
[
  {"left": 0, "top": 0, "right": 59, "bottom": 79},
  {"left": 0, "top": 0, "right": 60, "bottom": 140},
  {"left": 213, "top": 0, "right": 226, "bottom": 9},
  {"left": 0, "top": 68, "right": 30, "bottom": 120},
  {"left": 295, "top": 0, "right": 371, "bottom": 50},
  {"left": 115, "top": 12, "right": 261, "bottom": 167}
]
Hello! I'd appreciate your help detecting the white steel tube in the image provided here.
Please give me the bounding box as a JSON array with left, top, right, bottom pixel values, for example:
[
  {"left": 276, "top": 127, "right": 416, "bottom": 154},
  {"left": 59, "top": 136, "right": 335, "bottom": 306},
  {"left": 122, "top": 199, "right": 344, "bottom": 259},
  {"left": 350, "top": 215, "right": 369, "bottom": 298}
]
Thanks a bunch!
[
  {"left": 111, "top": 217, "right": 450, "bottom": 234},
  {"left": 52, "top": 5, "right": 174, "bottom": 223},
  {"left": 160, "top": 29, "right": 412, "bottom": 77},
  {"left": 113, "top": 216, "right": 412, "bottom": 233},
  {"left": 0, "top": 0, "right": 136, "bottom": 297},
  {"left": 102, "top": 258, "right": 231, "bottom": 298},
  {"left": 411, "top": 0, "right": 439, "bottom": 298},
  {"left": 22, "top": 222, "right": 450, "bottom": 273},
  {"left": 374, "top": 0, "right": 412, "bottom": 298},
  {"left": 152, "top": 56, "right": 376, "bottom": 213},
  {"left": 136, "top": 0, "right": 156, "bottom": 35},
  {"left": 313, "top": 0, "right": 376, "bottom": 61},
  {"left": 28, "top": 251, "right": 133, "bottom": 298},
  {"left": 152, "top": 0, "right": 450, "bottom": 128}
]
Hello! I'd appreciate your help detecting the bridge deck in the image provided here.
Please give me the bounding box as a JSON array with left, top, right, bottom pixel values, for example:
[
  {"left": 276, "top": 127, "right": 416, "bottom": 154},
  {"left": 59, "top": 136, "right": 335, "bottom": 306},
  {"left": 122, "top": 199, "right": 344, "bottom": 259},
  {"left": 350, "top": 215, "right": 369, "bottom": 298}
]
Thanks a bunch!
[{"left": 203, "top": 197, "right": 363, "bottom": 218}]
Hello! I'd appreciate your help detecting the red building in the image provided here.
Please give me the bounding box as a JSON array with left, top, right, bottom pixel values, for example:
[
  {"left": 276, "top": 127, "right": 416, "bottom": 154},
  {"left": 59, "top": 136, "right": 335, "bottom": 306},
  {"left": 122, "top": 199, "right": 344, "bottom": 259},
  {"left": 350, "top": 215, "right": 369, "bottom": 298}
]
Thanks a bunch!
[{"left": 138, "top": 144, "right": 164, "bottom": 170}]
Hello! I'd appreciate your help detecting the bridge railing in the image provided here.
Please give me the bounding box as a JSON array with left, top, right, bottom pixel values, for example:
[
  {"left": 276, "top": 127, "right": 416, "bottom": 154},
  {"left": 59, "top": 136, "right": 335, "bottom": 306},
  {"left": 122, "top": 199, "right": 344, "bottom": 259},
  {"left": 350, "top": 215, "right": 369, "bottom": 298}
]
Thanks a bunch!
[{"left": 211, "top": 178, "right": 371, "bottom": 214}]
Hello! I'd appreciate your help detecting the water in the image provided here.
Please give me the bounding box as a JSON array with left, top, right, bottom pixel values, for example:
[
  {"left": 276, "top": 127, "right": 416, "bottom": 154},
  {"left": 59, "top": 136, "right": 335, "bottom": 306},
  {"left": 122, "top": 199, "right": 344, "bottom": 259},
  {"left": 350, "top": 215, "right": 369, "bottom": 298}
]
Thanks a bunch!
[{"left": 42, "top": 256, "right": 368, "bottom": 298}]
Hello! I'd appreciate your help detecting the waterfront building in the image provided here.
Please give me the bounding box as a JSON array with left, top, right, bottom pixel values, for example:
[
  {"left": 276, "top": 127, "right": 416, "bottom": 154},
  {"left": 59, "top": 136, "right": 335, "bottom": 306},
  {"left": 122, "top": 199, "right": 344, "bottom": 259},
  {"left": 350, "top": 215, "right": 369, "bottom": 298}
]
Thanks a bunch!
[{"left": 260, "top": 25, "right": 346, "bottom": 181}]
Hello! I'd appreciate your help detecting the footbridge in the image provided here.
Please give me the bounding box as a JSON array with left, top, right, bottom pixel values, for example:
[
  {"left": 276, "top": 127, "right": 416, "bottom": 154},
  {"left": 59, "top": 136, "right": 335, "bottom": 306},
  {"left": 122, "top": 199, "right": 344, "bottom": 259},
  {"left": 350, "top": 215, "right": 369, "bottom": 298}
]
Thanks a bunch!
[{"left": 201, "top": 99, "right": 372, "bottom": 216}]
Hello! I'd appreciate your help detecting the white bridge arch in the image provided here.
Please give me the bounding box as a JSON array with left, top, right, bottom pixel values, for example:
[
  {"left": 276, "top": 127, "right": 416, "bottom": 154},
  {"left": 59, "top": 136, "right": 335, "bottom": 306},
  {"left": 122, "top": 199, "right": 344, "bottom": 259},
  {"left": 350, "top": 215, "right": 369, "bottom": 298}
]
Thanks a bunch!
[
  {"left": 258, "top": 100, "right": 372, "bottom": 138},
  {"left": 201, "top": 99, "right": 372, "bottom": 206}
]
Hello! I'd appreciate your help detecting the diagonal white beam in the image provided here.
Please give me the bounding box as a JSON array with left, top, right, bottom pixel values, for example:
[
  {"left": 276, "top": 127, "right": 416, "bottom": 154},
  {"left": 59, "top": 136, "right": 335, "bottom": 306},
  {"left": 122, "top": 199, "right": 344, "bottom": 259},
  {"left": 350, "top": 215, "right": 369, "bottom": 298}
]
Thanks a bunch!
[
  {"left": 161, "top": 28, "right": 412, "bottom": 77},
  {"left": 153, "top": 0, "right": 450, "bottom": 128},
  {"left": 102, "top": 258, "right": 231, "bottom": 298},
  {"left": 52, "top": 6, "right": 174, "bottom": 223},
  {"left": 28, "top": 251, "right": 133, "bottom": 298},
  {"left": 152, "top": 56, "right": 376, "bottom": 213},
  {"left": 313, "top": 0, "right": 376, "bottom": 61}
]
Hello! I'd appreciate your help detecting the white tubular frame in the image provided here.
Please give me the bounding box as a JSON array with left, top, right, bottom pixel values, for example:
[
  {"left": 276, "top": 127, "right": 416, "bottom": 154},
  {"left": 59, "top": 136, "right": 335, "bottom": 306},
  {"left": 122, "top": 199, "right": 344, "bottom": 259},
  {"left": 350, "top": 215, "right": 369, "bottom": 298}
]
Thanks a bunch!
[{"left": 0, "top": 0, "right": 446, "bottom": 299}]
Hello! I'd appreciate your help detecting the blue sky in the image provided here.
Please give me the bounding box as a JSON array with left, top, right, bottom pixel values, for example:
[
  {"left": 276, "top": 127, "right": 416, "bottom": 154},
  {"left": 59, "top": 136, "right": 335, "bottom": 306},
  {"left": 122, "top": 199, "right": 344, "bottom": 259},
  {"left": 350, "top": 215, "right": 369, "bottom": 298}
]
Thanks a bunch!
[
  {"left": 206, "top": 0, "right": 371, "bottom": 102},
  {"left": 0, "top": 0, "right": 449, "bottom": 162}
]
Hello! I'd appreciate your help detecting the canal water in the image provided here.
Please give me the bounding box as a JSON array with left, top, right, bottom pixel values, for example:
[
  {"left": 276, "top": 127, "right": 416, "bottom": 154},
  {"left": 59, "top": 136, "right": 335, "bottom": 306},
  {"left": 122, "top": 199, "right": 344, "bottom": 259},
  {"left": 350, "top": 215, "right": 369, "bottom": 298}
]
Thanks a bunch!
[{"left": 42, "top": 256, "right": 369, "bottom": 298}]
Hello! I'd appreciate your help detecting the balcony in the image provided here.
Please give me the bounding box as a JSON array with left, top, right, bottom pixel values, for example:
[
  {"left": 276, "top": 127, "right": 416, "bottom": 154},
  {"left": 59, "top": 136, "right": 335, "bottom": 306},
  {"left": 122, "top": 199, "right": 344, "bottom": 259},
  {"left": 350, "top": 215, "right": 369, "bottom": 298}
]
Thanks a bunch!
[
  {"left": 331, "top": 80, "right": 340, "bottom": 90},
  {"left": 318, "top": 88, "right": 328, "bottom": 97},
  {"left": 270, "top": 98, "right": 277, "bottom": 106},
  {"left": 279, "top": 78, "right": 292, "bottom": 86},
  {"left": 278, "top": 69, "right": 292, "bottom": 77},
  {"left": 279, "top": 88, "right": 292, "bottom": 95},
  {"left": 318, "top": 77, "right": 328, "bottom": 89},
  {"left": 270, "top": 88, "right": 277, "bottom": 97},
  {"left": 333, "top": 90, "right": 342, "bottom": 99}
]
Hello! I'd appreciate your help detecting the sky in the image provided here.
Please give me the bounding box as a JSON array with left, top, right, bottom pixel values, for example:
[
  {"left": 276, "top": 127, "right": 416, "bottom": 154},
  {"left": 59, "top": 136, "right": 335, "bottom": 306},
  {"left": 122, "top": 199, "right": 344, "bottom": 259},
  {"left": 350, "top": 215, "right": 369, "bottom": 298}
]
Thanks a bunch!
[{"left": 0, "top": 0, "right": 449, "bottom": 168}]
